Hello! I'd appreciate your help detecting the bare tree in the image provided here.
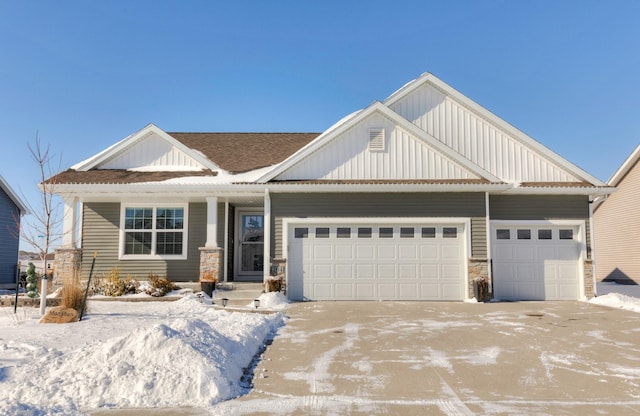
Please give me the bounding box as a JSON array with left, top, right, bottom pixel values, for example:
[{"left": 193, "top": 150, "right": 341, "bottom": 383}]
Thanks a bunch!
[{"left": 18, "top": 134, "right": 63, "bottom": 293}]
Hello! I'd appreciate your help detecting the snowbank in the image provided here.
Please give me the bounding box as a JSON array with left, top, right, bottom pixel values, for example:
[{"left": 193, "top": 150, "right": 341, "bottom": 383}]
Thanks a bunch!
[
  {"left": 590, "top": 292, "right": 640, "bottom": 313},
  {"left": 0, "top": 295, "right": 284, "bottom": 414}
]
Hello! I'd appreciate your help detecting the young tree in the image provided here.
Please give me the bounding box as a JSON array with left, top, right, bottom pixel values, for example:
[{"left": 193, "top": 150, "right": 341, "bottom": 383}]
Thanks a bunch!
[{"left": 18, "top": 134, "right": 63, "bottom": 314}]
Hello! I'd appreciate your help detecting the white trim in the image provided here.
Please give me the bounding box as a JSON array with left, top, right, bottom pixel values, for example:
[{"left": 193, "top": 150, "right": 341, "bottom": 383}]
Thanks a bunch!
[
  {"left": 489, "top": 219, "right": 587, "bottom": 299},
  {"left": 257, "top": 101, "right": 501, "bottom": 183},
  {"left": 74, "top": 124, "right": 219, "bottom": 172},
  {"left": 223, "top": 201, "right": 229, "bottom": 282},
  {"left": 263, "top": 189, "right": 271, "bottom": 282},
  {"left": 204, "top": 196, "right": 218, "bottom": 248},
  {"left": 282, "top": 216, "right": 472, "bottom": 301},
  {"left": 118, "top": 202, "right": 189, "bottom": 260},
  {"left": 607, "top": 143, "right": 640, "bottom": 186},
  {"left": 484, "top": 192, "right": 492, "bottom": 293},
  {"left": 383, "top": 73, "right": 607, "bottom": 187}
]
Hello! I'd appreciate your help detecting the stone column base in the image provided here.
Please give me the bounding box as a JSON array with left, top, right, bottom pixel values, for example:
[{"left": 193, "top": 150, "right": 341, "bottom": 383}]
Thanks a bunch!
[
  {"left": 199, "top": 247, "right": 224, "bottom": 281},
  {"left": 468, "top": 258, "right": 489, "bottom": 299},
  {"left": 584, "top": 259, "right": 595, "bottom": 298},
  {"left": 53, "top": 248, "right": 82, "bottom": 284}
]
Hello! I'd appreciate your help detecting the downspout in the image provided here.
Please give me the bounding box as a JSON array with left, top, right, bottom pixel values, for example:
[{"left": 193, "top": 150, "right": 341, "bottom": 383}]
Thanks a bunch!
[
  {"left": 589, "top": 198, "right": 597, "bottom": 297},
  {"left": 485, "top": 192, "right": 493, "bottom": 294},
  {"left": 263, "top": 188, "right": 271, "bottom": 284}
]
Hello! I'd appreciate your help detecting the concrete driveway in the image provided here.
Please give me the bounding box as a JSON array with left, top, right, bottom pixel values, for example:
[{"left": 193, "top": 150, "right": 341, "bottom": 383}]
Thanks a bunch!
[{"left": 212, "top": 301, "right": 640, "bottom": 415}]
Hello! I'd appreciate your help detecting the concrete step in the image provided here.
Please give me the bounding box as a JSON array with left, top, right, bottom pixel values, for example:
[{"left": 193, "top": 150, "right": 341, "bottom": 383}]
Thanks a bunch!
[{"left": 212, "top": 282, "right": 265, "bottom": 307}]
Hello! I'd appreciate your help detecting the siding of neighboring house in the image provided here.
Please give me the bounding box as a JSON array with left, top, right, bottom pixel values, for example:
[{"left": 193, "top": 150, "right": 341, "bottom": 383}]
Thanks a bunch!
[
  {"left": 489, "top": 195, "right": 591, "bottom": 257},
  {"left": 80, "top": 202, "right": 210, "bottom": 281},
  {"left": 0, "top": 187, "right": 20, "bottom": 286},
  {"left": 594, "top": 158, "right": 640, "bottom": 283},
  {"left": 271, "top": 192, "right": 486, "bottom": 259}
]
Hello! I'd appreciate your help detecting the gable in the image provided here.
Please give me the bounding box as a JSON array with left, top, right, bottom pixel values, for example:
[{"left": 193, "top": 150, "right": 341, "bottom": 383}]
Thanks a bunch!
[
  {"left": 100, "top": 132, "right": 205, "bottom": 171},
  {"left": 274, "top": 109, "right": 483, "bottom": 181},
  {"left": 387, "top": 80, "right": 583, "bottom": 183}
]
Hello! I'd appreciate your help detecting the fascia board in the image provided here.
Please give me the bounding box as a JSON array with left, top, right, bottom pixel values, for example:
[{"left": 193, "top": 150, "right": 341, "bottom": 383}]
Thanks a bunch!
[
  {"left": 384, "top": 73, "right": 607, "bottom": 187},
  {"left": 501, "top": 186, "right": 615, "bottom": 196},
  {"left": 607, "top": 143, "right": 640, "bottom": 186},
  {"left": 55, "top": 182, "right": 512, "bottom": 196},
  {"left": 0, "top": 175, "right": 29, "bottom": 215},
  {"left": 73, "top": 124, "right": 219, "bottom": 172},
  {"left": 258, "top": 101, "right": 500, "bottom": 183},
  {"left": 256, "top": 109, "right": 364, "bottom": 183}
]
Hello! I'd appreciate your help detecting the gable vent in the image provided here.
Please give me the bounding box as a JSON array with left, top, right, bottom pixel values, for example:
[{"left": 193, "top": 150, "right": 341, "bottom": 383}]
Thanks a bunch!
[{"left": 368, "top": 128, "right": 385, "bottom": 151}]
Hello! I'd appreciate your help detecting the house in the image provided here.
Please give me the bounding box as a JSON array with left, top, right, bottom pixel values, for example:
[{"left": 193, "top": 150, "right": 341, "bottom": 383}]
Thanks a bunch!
[
  {"left": 0, "top": 175, "right": 28, "bottom": 289},
  {"left": 50, "top": 73, "right": 612, "bottom": 301},
  {"left": 593, "top": 144, "right": 640, "bottom": 285}
]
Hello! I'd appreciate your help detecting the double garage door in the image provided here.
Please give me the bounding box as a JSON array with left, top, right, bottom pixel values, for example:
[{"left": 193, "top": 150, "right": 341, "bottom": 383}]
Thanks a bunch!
[
  {"left": 287, "top": 221, "right": 466, "bottom": 301},
  {"left": 491, "top": 224, "right": 582, "bottom": 301}
]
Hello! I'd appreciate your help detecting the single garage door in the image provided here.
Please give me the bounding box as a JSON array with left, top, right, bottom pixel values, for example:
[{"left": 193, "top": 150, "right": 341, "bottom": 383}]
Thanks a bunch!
[
  {"left": 287, "top": 221, "right": 466, "bottom": 301},
  {"left": 491, "top": 224, "right": 581, "bottom": 301}
]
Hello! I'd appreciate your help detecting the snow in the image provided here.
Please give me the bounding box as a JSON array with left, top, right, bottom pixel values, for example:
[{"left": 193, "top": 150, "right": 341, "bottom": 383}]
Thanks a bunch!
[
  {"left": 0, "top": 294, "right": 286, "bottom": 415},
  {"left": 1, "top": 280, "right": 639, "bottom": 414}
]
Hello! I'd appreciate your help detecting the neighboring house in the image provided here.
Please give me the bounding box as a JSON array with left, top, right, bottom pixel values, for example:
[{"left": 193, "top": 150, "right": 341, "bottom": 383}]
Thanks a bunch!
[
  {"left": 593, "top": 144, "right": 640, "bottom": 284},
  {"left": 19, "top": 252, "right": 55, "bottom": 276},
  {"left": 50, "top": 73, "right": 612, "bottom": 301},
  {"left": 0, "top": 175, "right": 28, "bottom": 289}
]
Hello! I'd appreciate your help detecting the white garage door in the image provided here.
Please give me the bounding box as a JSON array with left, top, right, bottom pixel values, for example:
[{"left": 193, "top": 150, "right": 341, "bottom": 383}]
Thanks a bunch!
[
  {"left": 491, "top": 224, "right": 581, "bottom": 301},
  {"left": 287, "top": 222, "right": 466, "bottom": 301}
]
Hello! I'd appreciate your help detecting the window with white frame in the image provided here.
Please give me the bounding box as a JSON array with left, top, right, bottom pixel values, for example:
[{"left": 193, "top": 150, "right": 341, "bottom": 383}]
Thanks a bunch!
[{"left": 121, "top": 205, "right": 187, "bottom": 258}]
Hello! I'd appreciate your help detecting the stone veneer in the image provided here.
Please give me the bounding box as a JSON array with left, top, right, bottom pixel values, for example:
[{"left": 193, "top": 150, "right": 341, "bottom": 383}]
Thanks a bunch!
[
  {"left": 53, "top": 248, "right": 82, "bottom": 284},
  {"left": 468, "top": 258, "right": 489, "bottom": 299},
  {"left": 199, "top": 247, "right": 223, "bottom": 281},
  {"left": 583, "top": 259, "right": 594, "bottom": 298}
]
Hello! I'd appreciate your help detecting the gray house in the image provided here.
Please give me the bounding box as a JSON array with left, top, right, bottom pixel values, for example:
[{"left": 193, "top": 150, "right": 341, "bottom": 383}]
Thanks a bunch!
[
  {"left": 50, "top": 73, "right": 612, "bottom": 301},
  {"left": 0, "top": 175, "right": 28, "bottom": 288}
]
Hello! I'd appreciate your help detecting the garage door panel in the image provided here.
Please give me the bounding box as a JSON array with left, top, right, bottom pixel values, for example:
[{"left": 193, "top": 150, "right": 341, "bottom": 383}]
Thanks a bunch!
[
  {"left": 289, "top": 222, "right": 466, "bottom": 301},
  {"left": 492, "top": 224, "right": 580, "bottom": 301},
  {"left": 378, "top": 264, "right": 396, "bottom": 278}
]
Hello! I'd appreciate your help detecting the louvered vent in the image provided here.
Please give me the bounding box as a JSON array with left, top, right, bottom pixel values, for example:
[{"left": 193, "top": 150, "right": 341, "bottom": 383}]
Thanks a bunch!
[{"left": 368, "top": 128, "right": 385, "bottom": 151}]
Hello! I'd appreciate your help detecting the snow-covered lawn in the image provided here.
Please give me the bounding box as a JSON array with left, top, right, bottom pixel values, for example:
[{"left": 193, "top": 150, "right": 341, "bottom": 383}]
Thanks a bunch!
[
  {"left": 0, "top": 292, "right": 287, "bottom": 415},
  {"left": 0, "top": 281, "right": 638, "bottom": 415}
]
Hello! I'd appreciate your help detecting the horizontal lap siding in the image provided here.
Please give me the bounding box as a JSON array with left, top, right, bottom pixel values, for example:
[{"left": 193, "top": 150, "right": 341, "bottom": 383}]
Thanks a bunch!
[
  {"left": 0, "top": 188, "right": 20, "bottom": 284},
  {"left": 271, "top": 192, "right": 486, "bottom": 258},
  {"left": 489, "top": 195, "right": 591, "bottom": 257},
  {"left": 81, "top": 202, "right": 205, "bottom": 281}
]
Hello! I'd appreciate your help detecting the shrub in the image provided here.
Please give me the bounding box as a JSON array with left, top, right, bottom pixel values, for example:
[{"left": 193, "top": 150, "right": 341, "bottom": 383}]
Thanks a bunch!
[
  {"left": 99, "top": 268, "right": 140, "bottom": 297},
  {"left": 145, "top": 273, "right": 178, "bottom": 297},
  {"left": 61, "top": 270, "right": 85, "bottom": 313}
]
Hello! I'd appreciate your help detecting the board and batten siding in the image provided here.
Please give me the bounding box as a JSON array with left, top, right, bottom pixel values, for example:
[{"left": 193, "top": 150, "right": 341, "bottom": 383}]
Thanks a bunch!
[
  {"left": 594, "top": 158, "right": 640, "bottom": 282},
  {"left": 276, "top": 111, "right": 477, "bottom": 181},
  {"left": 81, "top": 202, "right": 209, "bottom": 281},
  {"left": 0, "top": 187, "right": 20, "bottom": 285},
  {"left": 271, "top": 192, "right": 486, "bottom": 259},
  {"left": 389, "top": 83, "right": 581, "bottom": 183},
  {"left": 489, "top": 195, "right": 591, "bottom": 257}
]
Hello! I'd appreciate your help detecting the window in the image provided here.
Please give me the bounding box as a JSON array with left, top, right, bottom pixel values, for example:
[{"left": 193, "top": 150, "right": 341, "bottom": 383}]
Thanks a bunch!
[
  {"left": 443, "top": 227, "right": 457, "bottom": 238},
  {"left": 559, "top": 229, "right": 574, "bottom": 240},
  {"left": 496, "top": 229, "right": 510, "bottom": 240},
  {"left": 295, "top": 228, "right": 308, "bottom": 238},
  {"left": 422, "top": 227, "right": 436, "bottom": 238},
  {"left": 400, "top": 227, "right": 414, "bottom": 238},
  {"left": 379, "top": 227, "right": 393, "bottom": 238},
  {"left": 517, "top": 229, "right": 531, "bottom": 240},
  {"left": 337, "top": 227, "right": 351, "bottom": 238},
  {"left": 122, "top": 205, "right": 187, "bottom": 258},
  {"left": 358, "top": 227, "right": 372, "bottom": 238},
  {"left": 315, "top": 227, "right": 330, "bottom": 238},
  {"left": 538, "top": 229, "right": 552, "bottom": 240}
]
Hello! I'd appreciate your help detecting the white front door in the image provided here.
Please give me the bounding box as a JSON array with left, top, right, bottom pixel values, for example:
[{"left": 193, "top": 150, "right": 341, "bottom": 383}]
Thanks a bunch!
[
  {"left": 287, "top": 220, "right": 467, "bottom": 301},
  {"left": 491, "top": 223, "right": 582, "bottom": 300},
  {"left": 235, "top": 210, "right": 264, "bottom": 281}
]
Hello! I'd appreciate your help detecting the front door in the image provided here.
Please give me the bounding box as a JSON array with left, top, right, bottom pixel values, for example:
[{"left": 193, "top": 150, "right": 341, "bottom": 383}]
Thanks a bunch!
[{"left": 235, "top": 211, "right": 264, "bottom": 280}]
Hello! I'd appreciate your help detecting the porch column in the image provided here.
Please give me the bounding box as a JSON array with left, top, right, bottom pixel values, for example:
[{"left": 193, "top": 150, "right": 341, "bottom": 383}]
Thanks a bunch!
[
  {"left": 200, "top": 197, "right": 222, "bottom": 282},
  {"left": 263, "top": 189, "right": 271, "bottom": 282},
  {"left": 61, "top": 196, "right": 79, "bottom": 248},
  {"left": 205, "top": 196, "right": 218, "bottom": 248}
]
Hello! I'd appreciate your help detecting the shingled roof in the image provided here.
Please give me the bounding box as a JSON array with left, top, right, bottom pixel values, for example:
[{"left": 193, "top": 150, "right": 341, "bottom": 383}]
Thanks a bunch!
[
  {"left": 49, "top": 132, "right": 320, "bottom": 185},
  {"left": 168, "top": 132, "right": 320, "bottom": 173}
]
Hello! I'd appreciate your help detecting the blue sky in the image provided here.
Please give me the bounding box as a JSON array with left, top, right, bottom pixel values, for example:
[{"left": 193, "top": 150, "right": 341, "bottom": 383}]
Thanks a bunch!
[{"left": 1, "top": 0, "right": 639, "bottom": 239}]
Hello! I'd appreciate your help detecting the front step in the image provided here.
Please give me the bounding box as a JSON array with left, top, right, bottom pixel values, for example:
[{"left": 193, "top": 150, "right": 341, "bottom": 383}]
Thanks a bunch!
[{"left": 213, "top": 282, "right": 265, "bottom": 307}]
